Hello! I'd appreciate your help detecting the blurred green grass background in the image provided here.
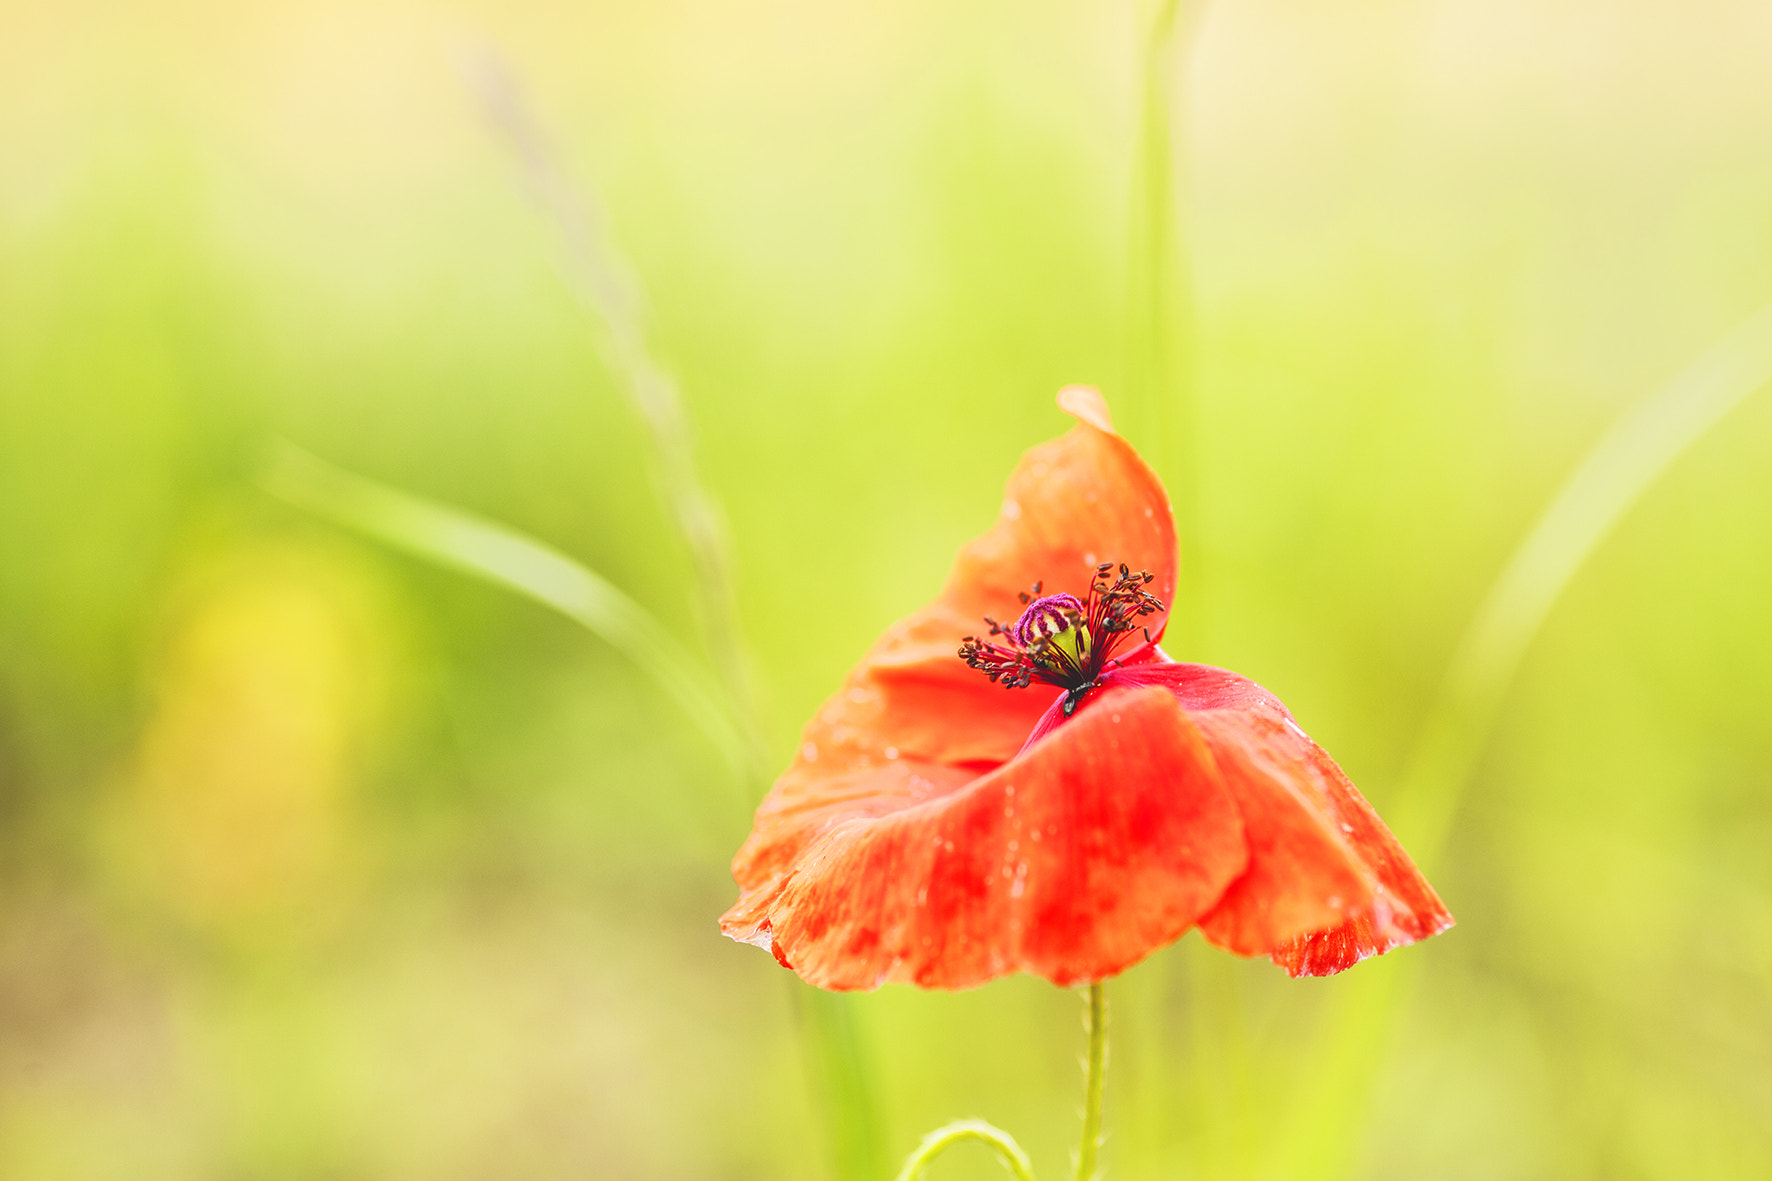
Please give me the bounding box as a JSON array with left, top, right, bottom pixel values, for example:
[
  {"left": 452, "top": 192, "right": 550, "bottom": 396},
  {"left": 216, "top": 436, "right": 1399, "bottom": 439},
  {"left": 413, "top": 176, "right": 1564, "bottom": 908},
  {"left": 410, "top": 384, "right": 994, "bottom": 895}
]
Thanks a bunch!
[{"left": 3, "top": 0, "right": 1771, "bottom": 1177}]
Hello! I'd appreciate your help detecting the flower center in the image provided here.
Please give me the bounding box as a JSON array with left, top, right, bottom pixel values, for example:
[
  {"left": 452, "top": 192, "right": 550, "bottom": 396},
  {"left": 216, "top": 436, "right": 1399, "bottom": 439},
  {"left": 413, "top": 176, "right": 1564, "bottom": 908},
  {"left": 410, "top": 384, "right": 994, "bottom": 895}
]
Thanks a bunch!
[{"left": 959, "top": 562, "right": 1164, "bottom": 714}]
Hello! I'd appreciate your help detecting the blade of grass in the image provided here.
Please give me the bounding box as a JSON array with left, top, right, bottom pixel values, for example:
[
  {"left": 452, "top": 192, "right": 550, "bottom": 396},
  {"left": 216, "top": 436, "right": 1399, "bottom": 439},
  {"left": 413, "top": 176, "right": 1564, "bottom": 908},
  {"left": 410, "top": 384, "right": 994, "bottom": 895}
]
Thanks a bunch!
[
  {"left": 1261, "top": 300, "right": 1772, "bottom": 1180},
  {"left": 260, "top": 442, "right": 764, "bottom": 786},
  {"left": 458, "top": 49, "right": 886, "bottom": 1180},
  {"left": 1395, "top": 298, "right": 1772, "bottom": 860},
  {"left": 265, "top": 438, "right": 885, "bottom": 1175},
  {"left": 460, "top": 49, "right": 756, "bottom": 720}
]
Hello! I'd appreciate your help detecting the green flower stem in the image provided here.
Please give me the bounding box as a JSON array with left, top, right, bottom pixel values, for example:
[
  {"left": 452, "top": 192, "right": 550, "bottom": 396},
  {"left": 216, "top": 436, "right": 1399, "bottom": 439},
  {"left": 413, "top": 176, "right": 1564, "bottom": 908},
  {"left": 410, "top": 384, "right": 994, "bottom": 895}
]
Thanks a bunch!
[
  {"left": 1074, "top": 983, "right": 1107, "bottom": 1181},
  {"left": 893, "top": 1121, "right": 1037, "bottom": 1181}
]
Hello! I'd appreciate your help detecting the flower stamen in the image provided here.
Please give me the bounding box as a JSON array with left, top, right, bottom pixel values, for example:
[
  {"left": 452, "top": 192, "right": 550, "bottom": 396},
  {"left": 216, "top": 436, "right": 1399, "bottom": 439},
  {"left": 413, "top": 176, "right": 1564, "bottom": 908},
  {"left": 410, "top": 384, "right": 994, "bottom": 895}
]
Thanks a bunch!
[{"left": 959, "top": 562, "right": 1163, "bottom": 713}]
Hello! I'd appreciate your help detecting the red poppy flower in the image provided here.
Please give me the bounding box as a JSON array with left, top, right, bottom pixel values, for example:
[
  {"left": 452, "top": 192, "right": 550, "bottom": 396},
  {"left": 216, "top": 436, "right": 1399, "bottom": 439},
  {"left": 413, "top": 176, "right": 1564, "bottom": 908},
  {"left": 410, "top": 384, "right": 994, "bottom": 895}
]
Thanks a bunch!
[{"left": 722, "top": 387, "right": 1452, "bottom": 990}]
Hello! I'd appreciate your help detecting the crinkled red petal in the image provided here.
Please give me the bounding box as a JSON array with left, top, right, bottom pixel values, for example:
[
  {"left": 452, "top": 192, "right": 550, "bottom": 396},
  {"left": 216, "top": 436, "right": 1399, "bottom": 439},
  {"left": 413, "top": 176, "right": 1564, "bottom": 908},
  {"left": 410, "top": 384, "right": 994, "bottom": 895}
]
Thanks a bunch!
[
  {"left": 721, "top": 686, "right": 1247, "bottom": 990},
  {"left": 1263, "top": 753, "right": 1456, "bottom": 976},
  {"left": 1096, "top": 662, "right": 1453, "bottom": 975}
]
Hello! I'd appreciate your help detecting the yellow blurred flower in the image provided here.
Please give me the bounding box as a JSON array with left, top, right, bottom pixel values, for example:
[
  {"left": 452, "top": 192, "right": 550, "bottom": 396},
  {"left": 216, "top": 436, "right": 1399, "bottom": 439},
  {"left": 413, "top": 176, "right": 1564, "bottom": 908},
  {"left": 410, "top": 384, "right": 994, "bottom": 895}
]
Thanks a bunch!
[{"left": 112, "top": 538, "right": 395, "bottom": 937}]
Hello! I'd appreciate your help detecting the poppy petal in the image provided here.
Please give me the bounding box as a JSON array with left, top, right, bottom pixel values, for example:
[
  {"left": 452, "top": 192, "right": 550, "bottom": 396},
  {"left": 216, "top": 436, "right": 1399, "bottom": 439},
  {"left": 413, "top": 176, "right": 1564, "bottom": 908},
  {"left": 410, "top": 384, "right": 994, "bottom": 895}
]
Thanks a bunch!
[
  {"left": 1095, "top": 662, "right": 1453, "bottom": 975},
  {"left": 721, "top": 756, "right": 978, "bottom": 947},
  {"left": 941, "top": 386, "right": 1176, "bottom": 639},
  {"left": 1187, "top": 711, "right": 1378, "bottom": 958},
  {"left": 1265, "top": 755, "right": 1456, "bottom": 976},
  {"left": 721, "top": 686, "right": 1247, "bottom": 991}
]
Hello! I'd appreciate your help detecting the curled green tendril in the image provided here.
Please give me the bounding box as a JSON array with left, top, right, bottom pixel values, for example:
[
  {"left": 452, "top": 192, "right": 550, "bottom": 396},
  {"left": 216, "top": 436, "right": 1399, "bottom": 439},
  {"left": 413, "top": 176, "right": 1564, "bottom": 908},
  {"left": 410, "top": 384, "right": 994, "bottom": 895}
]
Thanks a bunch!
[{"left": 893, "top": 1120, "right": 1037, "bottom": 1181}]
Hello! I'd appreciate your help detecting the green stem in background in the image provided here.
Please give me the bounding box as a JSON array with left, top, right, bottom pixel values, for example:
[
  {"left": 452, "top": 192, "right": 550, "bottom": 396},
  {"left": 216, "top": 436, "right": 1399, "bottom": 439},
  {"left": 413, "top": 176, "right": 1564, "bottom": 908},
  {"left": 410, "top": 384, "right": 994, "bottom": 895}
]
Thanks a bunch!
[
  {"left": 1261, "top": 300, "right": 1772, "bottom": 1181},
  {"left": 802, "top": 989, "right": 893, "bottom": 1181},
  {"left": 458, "top": 48, "right": 886, "bottom": 1181},
  {"left": 1074, "top": 983, "right": 1107, "bottom": 1181},
  {"left": 1125, "top": 0, "right": 1207, "bottom": 644}
]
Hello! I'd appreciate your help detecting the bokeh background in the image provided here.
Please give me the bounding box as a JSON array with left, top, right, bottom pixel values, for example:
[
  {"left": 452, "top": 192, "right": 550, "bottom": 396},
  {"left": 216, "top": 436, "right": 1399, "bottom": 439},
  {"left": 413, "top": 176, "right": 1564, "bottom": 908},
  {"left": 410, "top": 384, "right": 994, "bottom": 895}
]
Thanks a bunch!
[{"left": 3, "top": 0, "right": 1771, "bottom": 1177}]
